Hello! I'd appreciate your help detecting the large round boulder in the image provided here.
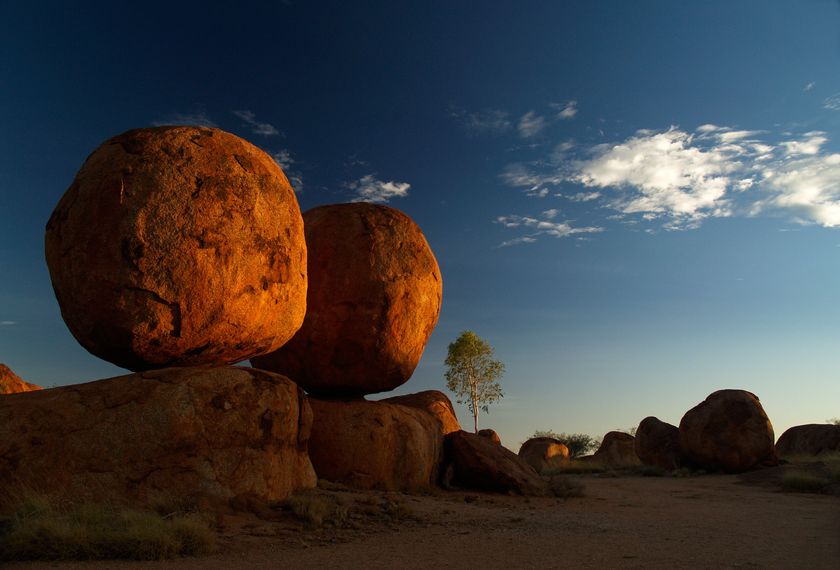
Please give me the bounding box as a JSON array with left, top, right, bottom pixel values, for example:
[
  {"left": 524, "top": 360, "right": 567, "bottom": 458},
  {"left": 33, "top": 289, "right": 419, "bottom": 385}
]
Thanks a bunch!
[
  {"left": 0, "top": 364, "right": 41, "bottom": 394},
  {"left": 679, "top": 390, "right": 777, "bottom": 472},
  {"left": 635, "top": 417, "right": 683, "bottom": 470},
  {"left": 45, "top": 126, "right": 306, "bottom": 371},
  {"left": 252, "top": 203, "right": 442, "bottom": 397},
  {"left": 382, "top": 390, "right": 461, "bottom": 435},
  {"left": 307, "top": 398, "right": 443, "bottom": 491},
  {"left": 593, "top": 431, "right": 641, "bottom": 467},
  {"left": 776, "top": 424, "right": 840, "bottom": 457},
  {"left": 0, "top": 367, "right": 316, "bottom": 507},
  {"left": 518, "top": 437, "right": 570, "bottom": 473}
]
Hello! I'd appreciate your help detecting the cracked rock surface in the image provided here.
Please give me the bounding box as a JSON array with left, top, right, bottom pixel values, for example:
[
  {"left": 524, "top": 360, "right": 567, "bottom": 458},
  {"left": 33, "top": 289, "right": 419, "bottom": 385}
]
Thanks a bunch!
[
  {"left": 0, "top": 366, "right": 316, "bottom": 507},
  {"left": 45, "top": 126, "right": 306, "bottom": 371},
  {"left": 252, "top": 203, "right": 442, "bottom": 397}
]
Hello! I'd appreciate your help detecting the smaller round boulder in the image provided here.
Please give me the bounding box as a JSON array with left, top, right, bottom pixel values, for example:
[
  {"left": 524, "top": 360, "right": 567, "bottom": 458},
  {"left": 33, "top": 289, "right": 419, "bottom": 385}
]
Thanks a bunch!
[
  {"left": 775, "top": 424, "right": 840, "bottom": 457},
  {"left": 382, "top": 390, "right": 461, "bottom": 435},
  {"left": 679, "top": 390, "right": 777, "bottom": 472},
  {"left": 518, "top": 437, "right": 570, "bottom": 473},
  {"left": 635, "top": 417, "right": 683, "bottom": 471},
  {"left": 593, "top": 431, "right": 640, "bottom": 467},
  {"left": 478, "top": 429, "right": 502, "bottom": 445}
]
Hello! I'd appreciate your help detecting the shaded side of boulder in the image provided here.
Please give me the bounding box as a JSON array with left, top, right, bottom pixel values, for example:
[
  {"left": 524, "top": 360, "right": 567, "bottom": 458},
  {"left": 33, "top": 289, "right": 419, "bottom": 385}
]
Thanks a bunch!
[
  {"left": 679, "top": 389, "right": 777, "bottom": 473},
  {"left": 0, "top": 367, "right": 316, "bottom": 507},
  {"left": 252, "top": 203, "right": 442, "bottom": 397},
  {"left": 45, "top": 126, "right": 307, "bottom": 371},
  {"left": 307, "top": 398, "right": 443, "bottom": 491},
  {"left": 445, "top": 430, "right": 547, "bottom": 496},
  {"left": 478, "top": 429, "right": 502, "bottom": 445},
  {"left": 635, "top": 417, "right": 683, "bottom": 471},
  {"left": 382, "top": 390, "right": 461, "bottom": 435},
  {"left": 593, "top": 431, "right": 641, "bottom": 467},
  {"left": 0, "top": 364, "right": 41, "bottom": 394},
  {"left": 776, "top": 424, "right": 840, "bottom": 457},
  {"left": 518, "top": 437, "right": 570, "bottom": 473}
]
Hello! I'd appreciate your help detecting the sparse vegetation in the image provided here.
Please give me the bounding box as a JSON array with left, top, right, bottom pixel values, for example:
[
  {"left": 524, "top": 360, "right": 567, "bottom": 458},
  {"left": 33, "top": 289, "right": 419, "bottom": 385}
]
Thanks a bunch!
[
  {"left": 530, "top": 430, "right": 601, "bottom": 458},
  {"left": 445, "top": 330, "right": 505, "bottom": 432},
  {"left": 781, "top": 471, "right": 831, "bottom": 493},
  {"left": 0, "top": 490, "right": 216, "bottom": 561},
  {"left": 546, "top": 476, "right": 585, "bottom": 498},
  {"left": 284, "top": 490, "right": 415, "bottom": 529},
  {"left": 827, "top": 418, "right": 840, "bottom": 425}
]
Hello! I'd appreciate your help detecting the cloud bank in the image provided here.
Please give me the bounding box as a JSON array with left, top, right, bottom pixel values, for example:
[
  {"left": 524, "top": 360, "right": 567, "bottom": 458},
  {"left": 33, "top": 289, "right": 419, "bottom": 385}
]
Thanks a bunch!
[{"left": 349, "top": 174, "right": 410, "bottom": 203}]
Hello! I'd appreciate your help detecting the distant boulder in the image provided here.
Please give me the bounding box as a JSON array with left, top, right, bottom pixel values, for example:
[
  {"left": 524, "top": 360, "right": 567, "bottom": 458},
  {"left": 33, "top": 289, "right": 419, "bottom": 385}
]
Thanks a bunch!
[
  {"left": 0, "top": 364, "right": 41, "bottom": 394},
  {"left": 382, "top": 390, "right": 461, "bottom": 435},
  {"left": 679, "top": 389, "right": 777, "bottom": 473},
  {"left": 593, "top": 431, "right": 641, "bottom": 467},
  {"left": 518, "top": 437, "right": 570, "bottom": 473},
  {"left": 252, "top": 203, "right": 442, "bottom": 397},
  {"left": 0, "top": 367, "right": 316, "bottom": 507},
  {"left": 635, "top": 417, "right": 683, "bottom": 471},
  {"left": 445, "top": 430, "right": 547, "bottom": 496},
  {"left": 45, "top": 126, "right": 307, "bottom": 371},
  {"left": 776, "top": 424, "right": 840, "bottom": 457},
  {"left": 478, "top": 428, "right": 502, "bottom": 445},
  {"left": 307, "top": 398, "right": 443, "bottom": 491}
]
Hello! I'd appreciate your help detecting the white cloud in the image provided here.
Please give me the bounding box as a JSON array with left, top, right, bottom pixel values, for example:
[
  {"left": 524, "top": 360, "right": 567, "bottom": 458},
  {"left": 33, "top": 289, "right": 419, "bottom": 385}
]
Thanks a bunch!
[
  {"left": 518, "top": 111, "right": 547, "bottom": 138},
  {"left": 232, "top": 110, "right": 281, "bottom": 136},
  {"left": 496, "top": 212, "right": 603, "bottom": 246},
  {"left": 804, "top": 81, "right": 816, "bottom": 92},
  {"left": 717, "top": 130, "right": 762, "bottom": 143},
  {"left": 567, "top": 191, "right": 601, "bottom": 202},
  {"left": 780, "top": 132, "right": 827, "bottom": 156},
  {"left": 349, "top": 174, "right": 410, "bottom": 203},
  {"left": 0, "top": 320, "right": 16, "bottom": 326},
  {"left": 153, "top": 112, "right": 217, "bottom": 128},
  {"left": 824, "top": 93, "right": 840, "bottom": 111},
  {"left": 270, "top": 150, "right": 303, "bottom": 192},
  {"left": 498, "top": 236, "right": 538, "bottom": 247},
  {"left": 542, "top": 208, "right": 560, "bottom": 219},
  {"left": 450, "top": 107, "right": 512, "bottom": 135},
  {"left": 551, "top": 100, "right": 578, "bottom": 120},
  {"left": 754, "top": 153, "right": 840, "bottom": 227}
]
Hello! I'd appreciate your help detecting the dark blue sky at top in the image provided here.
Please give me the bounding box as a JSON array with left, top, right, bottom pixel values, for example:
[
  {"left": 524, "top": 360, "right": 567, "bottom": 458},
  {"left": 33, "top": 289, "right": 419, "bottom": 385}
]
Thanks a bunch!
[{"left": 2, "top": 1, "right": 839, "bottom": 443}]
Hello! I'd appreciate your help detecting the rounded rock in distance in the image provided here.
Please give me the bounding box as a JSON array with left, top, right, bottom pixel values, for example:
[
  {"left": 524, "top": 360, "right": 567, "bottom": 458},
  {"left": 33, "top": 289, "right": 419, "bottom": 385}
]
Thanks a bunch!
[
  {"left": 45, "top": 126, "right": 307, "bottom": 370},
  {"left": 252, "top": 203, "right": 442, "bottom": 397}
]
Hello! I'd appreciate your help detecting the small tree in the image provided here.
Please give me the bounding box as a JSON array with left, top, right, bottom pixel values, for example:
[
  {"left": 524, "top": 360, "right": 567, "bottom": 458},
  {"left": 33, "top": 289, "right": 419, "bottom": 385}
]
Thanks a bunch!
[{"left": 445, "top": 330, "right": 504, "bottom": 433}]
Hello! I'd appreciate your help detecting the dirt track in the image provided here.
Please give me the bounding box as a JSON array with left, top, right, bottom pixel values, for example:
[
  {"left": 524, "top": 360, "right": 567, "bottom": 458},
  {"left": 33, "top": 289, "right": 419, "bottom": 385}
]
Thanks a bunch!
[{"left": 8, "top": 474, "right": 840, "bottom": 569}]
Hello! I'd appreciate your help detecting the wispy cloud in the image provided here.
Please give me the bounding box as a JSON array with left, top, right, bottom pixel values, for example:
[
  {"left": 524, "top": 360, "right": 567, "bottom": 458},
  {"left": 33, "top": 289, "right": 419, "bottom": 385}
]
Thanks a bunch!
[
  {"left": 348, "top": 174, "right": 410, "bottom": 203},
  {"left": 0, "top": 320, "right": 17, "bottom": 326},
  {"left": 232, "top": 110, "right": 281, "bottom": 136},
  {"left": 152, "top": 112, "right": 217, "bottom": 128},
  {"left": 496, "top": 211, "right": 603, "bottom": 246},
  {"left": 518, "top": 111, "right": 547, "bottom": 138},
  {"left": 567, "top": 191, "right": 601, "bottom": 202},
  {"left": 450, "top": 106, "right": 512, "bottom": 136},
  {"left": 804, "top": 81, "right": 816, "bottom": 92},
  {"left": 270, "top": 149, "right": 304, "bottom": 192},
  {"left": 551, "top": 100, "right": 578, "bottom": 120},
  {"left": 824, "top": 93, "right": 840, "bottom": 111}
]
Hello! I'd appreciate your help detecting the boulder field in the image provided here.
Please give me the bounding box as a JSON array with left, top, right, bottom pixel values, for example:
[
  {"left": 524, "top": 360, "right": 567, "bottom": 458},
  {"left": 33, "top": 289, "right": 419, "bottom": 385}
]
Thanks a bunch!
[
  {"left": 0, "top": 367, "right": 316, "bottom": 507},
  {"left": 45, "top": 126, "right": 307, "bottom": 371}
]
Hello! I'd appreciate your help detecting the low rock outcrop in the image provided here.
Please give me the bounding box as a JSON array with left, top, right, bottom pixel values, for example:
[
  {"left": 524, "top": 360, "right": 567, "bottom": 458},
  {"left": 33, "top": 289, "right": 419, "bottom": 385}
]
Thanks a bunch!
[
  {"left": 0, "top": 367, "right": 316, "bottom": 507},
  {"left": 635, "top": 417, "right": 683, "bottom": 470},
  {"left": 0, "top": 364, "right": 41, "bottom": 394},
  {"left": 45, "top": 126, "right": 307, "bottom": 371},
  {"left": 252, "top": 203, "right": 442, "bottom": 397},
  {"left": 478, "top": 429, "right": 502, "bottom": 445},
  {"left": 593, "top": 431, "right": 640, "bottom": 467},
  {"left": 382, "top": 390, "right": 461, "bottom": 435},
  {"left": 679, "top": 389, "right": 777, "bottom": 472},
  {"left": 518, "top": 437, "right": 569, "bottom": 473},
  {"left": 445, "top": 430, "right": 547, "bottom": 496},
  {"left": 775, "top": 424, "right": 840, "bottom": 456},
  {"left": 307, "top": 398, "right": 443, "bottom": 491}
]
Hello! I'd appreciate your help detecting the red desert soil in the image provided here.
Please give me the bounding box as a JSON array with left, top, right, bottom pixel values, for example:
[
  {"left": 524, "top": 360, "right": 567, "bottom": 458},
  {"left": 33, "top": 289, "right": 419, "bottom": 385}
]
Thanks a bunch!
[{"left": 8, "top": 474, "right": 839, "bottom": 569}]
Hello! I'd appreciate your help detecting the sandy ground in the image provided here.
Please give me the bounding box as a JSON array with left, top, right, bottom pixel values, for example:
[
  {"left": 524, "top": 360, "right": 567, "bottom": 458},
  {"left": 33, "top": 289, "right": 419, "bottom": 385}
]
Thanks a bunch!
[{"left": 7, "top": 473, "right": 840, "bottom": 570}]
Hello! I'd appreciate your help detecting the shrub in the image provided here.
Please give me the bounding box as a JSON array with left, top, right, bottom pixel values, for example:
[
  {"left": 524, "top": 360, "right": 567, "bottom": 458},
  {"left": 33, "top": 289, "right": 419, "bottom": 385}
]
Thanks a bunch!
[{"left": 529, "top": 431, "right": 601, "bottom": 458}]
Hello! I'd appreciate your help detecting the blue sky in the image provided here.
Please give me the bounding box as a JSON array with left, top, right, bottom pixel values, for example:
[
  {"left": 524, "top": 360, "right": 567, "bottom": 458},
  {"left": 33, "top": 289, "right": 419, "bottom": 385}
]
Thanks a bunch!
[{"left": 2, "top": 1, "right": 839, "bottom": 446}]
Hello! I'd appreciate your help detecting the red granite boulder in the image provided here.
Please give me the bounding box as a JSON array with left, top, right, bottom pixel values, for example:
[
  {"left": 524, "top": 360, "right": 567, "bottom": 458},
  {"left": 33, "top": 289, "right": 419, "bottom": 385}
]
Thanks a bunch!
[
  {"left": 775, "top": 424, "right": 840, "bottom": 457},
  {"left": 307, "top": 398, "right": 443, "bottom": 491},
  {"left": 679, "top": 389, "right": 777, "bottom": 472},
  {"left": 478, "top": 428, "right": 502, "bottom": 445},
  {"left": 0, "top": 367, "right": 316, "bottom": 507},
  {"left": 252, "top": 203, "right": 442, "bottom": 397},
  {"left": 0, "top": 363, "right": 41, "bottom": 394},
  {"left": 635, "top": 417, "right": 683, "bottom": 470},
  {"left": 445, "top": 430, "right": 547, "bottom": 496},
  {"left": 518, "top": 437, "right": 570, "bottom": 473},
  {"left": 382, "top": 390, "right": 461, "bottom": 435},
  {"left": 45, "top": 126, "right": 306, "bottom": 371},
  {"left": 593, "top": 431, "right": 641, "bottom": 467}
]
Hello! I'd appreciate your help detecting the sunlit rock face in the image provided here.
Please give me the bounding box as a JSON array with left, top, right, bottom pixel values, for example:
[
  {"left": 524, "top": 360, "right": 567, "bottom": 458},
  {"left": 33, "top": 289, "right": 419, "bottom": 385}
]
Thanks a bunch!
[
  {"left": 252, "top": 203, "right": 442, "bottom": 397},
  {"left": 307, "top": 397, "right": 443, "bottom": 491},
  {"left": 0, "top": 367, "right": 316, "bottom": 507},
  {"left": 383, "top": 390, "right": 461, "bottom": 435},
  {"left": 679, "top": 389, "right": 778, "bottom": 473},
  {"left": 478, "top": 428, "right": 502, "bottom": 445},
  {"left": 0, "top": 364, "right": 41, "bottom": 394},
  {"left": 635, "top": 416, "right": 683, "bottom": 470},
  {"left": 45, "top": 126, "right": 306, "bottom": 371},
  {"left": 518, "top": 437, "right": 569, "bottom": 473},
  {"left": 593, "top": 431, "right": 641, "bottom": 467},
  {"left": 775, "top": 424, "right": 840, "bottom": 457}
]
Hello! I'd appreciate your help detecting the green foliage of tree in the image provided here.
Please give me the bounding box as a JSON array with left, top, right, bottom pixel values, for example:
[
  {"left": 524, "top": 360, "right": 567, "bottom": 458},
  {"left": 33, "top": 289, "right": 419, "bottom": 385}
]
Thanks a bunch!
[
  {"left": 445, "top": 331, "right": 504, "bottom": 433},
  {"left": 529, "top": 430, "right": 600, "bottom": 458}
]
